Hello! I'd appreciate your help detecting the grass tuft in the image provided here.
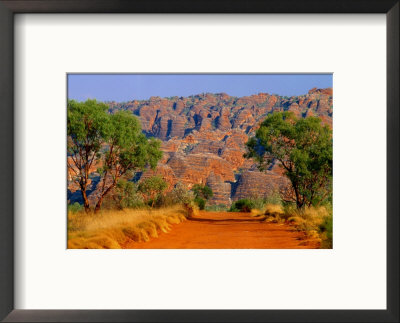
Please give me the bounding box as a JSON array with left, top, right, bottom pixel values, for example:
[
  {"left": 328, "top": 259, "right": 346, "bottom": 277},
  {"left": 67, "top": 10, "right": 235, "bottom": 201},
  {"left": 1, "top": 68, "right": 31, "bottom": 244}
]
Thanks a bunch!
[
  {"left": 68, "top": 206, "right": 188, "bottom": 249},
  {"left": 284, "top": 205, "right": 332, "bottom": 248},
  {"left": 251, "top": 203, "right": 333, "bottom": 248}
]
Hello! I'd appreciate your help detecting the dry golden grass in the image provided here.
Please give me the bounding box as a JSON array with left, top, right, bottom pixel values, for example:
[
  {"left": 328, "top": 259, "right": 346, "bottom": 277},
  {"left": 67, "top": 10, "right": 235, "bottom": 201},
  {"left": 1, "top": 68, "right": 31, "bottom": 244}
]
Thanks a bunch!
[
  {"left": 251, "top": 203, "right": 332, "bottom": 248},
  {"left": 250, "top": 209, "right": 263, "bottom": 217},
  {"left": 68, "top": 206, "right": 188, "bottom": 249},
  {"left": 286, "top": 206, "right": 330, "bottom": 226},
  {"left": 264, "top": 204, "right": 284, "bottom": 217},
  {"left": 250, "top": 204, "right": 285, "bottom": 223},
  {"left": 285, "top": 206, "right": 332, "bottom": 246},
  {"left": 249, "top": 204, "right": 282, "bottom": 215}
]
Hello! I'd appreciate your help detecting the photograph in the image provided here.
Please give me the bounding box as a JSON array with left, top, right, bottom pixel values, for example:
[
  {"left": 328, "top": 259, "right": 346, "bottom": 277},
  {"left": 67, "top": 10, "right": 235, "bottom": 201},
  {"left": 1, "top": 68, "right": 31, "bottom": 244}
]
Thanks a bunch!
[{"left": 67, "top": 74, "right": 333, "bottom": 249}]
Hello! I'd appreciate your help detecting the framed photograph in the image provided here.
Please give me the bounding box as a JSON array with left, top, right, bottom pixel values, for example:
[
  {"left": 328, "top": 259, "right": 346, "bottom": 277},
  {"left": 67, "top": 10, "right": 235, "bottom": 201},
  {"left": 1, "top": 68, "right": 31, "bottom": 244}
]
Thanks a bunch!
[{"left": 1, "top": 1, "right": 398, "bottom": 322}]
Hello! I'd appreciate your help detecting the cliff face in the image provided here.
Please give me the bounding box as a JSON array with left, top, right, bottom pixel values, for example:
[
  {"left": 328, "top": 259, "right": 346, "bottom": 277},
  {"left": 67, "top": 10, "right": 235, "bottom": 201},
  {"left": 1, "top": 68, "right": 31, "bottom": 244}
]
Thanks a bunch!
[{"left": 78, "top": 88, "right": 332, "bottom": 206}]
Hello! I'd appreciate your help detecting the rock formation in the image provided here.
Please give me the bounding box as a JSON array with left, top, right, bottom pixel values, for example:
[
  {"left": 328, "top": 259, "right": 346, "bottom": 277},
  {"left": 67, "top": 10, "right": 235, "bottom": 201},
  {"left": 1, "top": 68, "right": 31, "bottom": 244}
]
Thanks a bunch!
[{"left": 71, "top": 88, "right": 333, "bottom": 206}]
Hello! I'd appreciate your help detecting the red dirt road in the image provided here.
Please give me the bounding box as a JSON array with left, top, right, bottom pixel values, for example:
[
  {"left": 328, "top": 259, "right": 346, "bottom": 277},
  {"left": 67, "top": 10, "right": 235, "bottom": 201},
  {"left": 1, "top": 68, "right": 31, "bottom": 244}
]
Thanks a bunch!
[{"left": 124, "top": 211, "right": 319, "bottom": 249}]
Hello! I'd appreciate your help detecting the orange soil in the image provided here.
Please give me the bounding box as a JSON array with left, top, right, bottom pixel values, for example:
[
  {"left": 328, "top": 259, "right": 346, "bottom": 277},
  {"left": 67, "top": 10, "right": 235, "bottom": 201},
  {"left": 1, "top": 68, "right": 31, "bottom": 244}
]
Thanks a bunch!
[{"left": 123, "top": 211, "right": 319, "bottom": 249}]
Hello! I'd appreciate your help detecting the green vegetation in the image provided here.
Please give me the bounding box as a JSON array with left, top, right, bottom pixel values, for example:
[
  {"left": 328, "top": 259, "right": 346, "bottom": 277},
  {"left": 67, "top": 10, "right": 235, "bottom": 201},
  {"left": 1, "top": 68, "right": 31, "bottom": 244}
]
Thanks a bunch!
[
  {"left": 165, "top": 182, "right": 198, "bottom": 217},
  {"left": 230, "top": 199, "right": 255, "bottom": 212},
  {"left": 318, "top": 211, "right": 333, "bottom": 248},
  {"left": 243, "top": 111, "right": 333, "bottom": 247},
  {"left": 229, "top": 193, "right": 282, "bottom": 213},
  {"left": 247, "top": 202, "right": 332, "bottom": 248},
  {"left": 263, "top": 191, "right": 283, "bottom": 206},
  {"left": 284, "top": 205, "right": 333, "bottom": 248},
  {"left": 191, "top": 184, "right": 213, "bottom": 210},
  {"left": 67, "top": 99, "right": 162, "bottom": 213},
  {"left": 67, "top": 100, "right": 109, "bottom": 212},
  {"left": 108, "top": 179, "right": 144, "bottom": 209},
  {"left": 194, "top": 198, "right": 206, "bottom": 210},
  {"left": 138, "top": 176, "right": 167, "bottom": 207},
  {"left": 167, "top": 182, "right": 195, "bottom": 206},
  {"left": 246, "top": 111, "right": 332, "bottom": 209},
  {"left": 68, "top": 202, "right": 83, "bottom": 213}
]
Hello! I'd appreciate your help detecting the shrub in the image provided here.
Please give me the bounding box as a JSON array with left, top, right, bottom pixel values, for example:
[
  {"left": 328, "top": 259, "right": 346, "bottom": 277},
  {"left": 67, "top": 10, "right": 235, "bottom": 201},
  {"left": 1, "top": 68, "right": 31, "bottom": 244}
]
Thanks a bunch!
[
  {"left": 249, "top": 198, "right": 265, "bottom": 210},
  {"left": 68, "top": 202, "right": 83, "bottom": 213},
  {"left": 165, "top": 182, "right": 194, "bottom": 205},
  {"left": 231, "top": 193, "right": 282, "bottom": 215},
  {"left": 192, "top": 184, "right": 213, "bottom": 200},
  {"left": 191, "top": 184, "right": 213, "bottom": 209},
  {"left": 194, "top": 197, "right": 206, "bottom": 210},
  {"left": 112, "top": 179, "right": 145, "bottom": 209},
  {"left": 155, "top": 182, "right": 198, "bottom": 217},
  {"left": 138, "top": 176, "right": 167, "bottom": 207},
  {"left": 264, "top": 191, "right": 283, "bottom": 206},
  {"left": 230, "top": 199, "right": 255, "bottom": 212}
]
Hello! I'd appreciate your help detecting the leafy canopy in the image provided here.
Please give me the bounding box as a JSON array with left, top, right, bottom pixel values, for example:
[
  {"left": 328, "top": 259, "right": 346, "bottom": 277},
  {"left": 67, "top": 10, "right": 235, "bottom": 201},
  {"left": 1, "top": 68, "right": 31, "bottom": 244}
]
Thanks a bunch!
[
  {"left": 67, "top": 99, "right": 162, "bottom": 212},
  {"left": 67, "top": 99, "right": 109, "bottom": 150},
  {"left": 67, "top": 100, "right": 110, "bottom": 211},
  {"left": 99, "top": 110, "right": 162, "bottom": 180},
  {"left": 245, "top": 112, "right": 332, "bottom": 208}
]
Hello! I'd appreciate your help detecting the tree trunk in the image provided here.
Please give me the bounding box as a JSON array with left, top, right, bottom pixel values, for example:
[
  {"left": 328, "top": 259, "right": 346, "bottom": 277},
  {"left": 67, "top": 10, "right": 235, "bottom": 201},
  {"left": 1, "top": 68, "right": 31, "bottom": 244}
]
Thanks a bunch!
[
  {"left": 296, "top": 200, "right": 304, "bottom": 209},
  {"left": 94, "top": 195, "right": 105, "bottom": 213},
  {"left": 94, "top": 183, "right": 116, "bottom": 213},
  {"left": 81, "top": 189, "right": 90, "bottom": 213},
  {"left": 292, "top": 182, "right": 303, "bottom": 209},
  {"left": 151, "top": 195, "right": 155, "bottom": 208}
]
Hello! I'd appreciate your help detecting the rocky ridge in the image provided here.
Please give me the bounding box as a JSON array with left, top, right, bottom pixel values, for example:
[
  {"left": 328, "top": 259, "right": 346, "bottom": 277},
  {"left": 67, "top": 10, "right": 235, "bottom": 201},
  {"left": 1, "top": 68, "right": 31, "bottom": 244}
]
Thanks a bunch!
[
  {"left": 69, "top": 88, "right": 332, "bottom": 206},
  {"left": 107, "top": 87, "right": 332, "bottom": 205}
]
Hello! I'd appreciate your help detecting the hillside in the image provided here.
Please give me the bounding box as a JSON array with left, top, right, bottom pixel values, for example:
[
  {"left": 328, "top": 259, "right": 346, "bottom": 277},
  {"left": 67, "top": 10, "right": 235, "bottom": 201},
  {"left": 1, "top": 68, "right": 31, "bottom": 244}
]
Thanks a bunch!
[{"left": 68, "top": 88, "right": 332, "bottom": 206}]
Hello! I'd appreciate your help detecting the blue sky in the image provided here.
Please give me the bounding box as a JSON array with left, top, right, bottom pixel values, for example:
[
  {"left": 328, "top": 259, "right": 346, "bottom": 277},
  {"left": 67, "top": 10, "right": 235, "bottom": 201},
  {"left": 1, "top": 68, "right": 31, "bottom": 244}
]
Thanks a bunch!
[{"left": 68, "top": 74, "right": 332, "bottom": 102}]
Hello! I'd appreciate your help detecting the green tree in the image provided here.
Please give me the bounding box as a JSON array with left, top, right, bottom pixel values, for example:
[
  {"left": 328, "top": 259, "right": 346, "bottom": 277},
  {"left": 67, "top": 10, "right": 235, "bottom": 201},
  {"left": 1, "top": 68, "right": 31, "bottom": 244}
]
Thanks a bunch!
[
  {"left": 67, "top": 99, "right": 162, "bottom": 213},
  {"left": 191, "top": 184, "right": 213, "bottom": 210},
  {"left": 138, "top": 176, "right": 168, "bottom": 207},
  {"left": 67, "top": 99, "right": 109, "bottom": 212},
  {"left": 245, "top": 112, "right": 332, "bottom": 208},
  {"left": 112, "top": 179, "right": 144, "bottom": 209},
  {"left": 94, "top": 111, "right": 162, "bottom": 212}
]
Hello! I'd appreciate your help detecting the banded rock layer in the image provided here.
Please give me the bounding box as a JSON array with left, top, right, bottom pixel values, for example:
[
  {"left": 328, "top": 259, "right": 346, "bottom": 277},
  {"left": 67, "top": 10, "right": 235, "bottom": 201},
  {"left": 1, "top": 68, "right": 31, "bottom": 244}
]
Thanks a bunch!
[{"left": 69, "top": 88, "right": 332, "bottom": 206}]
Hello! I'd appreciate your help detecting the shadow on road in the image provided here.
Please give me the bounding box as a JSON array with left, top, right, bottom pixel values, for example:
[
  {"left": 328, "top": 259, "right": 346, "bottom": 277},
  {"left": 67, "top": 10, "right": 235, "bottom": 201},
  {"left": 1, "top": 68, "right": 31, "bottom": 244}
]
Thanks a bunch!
[{"left": 188, "top": 217, "right": 265, "bottom": 223}]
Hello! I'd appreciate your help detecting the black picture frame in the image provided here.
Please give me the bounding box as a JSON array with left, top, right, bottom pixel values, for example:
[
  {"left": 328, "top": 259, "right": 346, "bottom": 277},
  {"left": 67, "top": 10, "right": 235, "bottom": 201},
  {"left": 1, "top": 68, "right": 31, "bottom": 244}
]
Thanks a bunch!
[{"left": 0, "top": 1, "right": 398, "bottom": 322}]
